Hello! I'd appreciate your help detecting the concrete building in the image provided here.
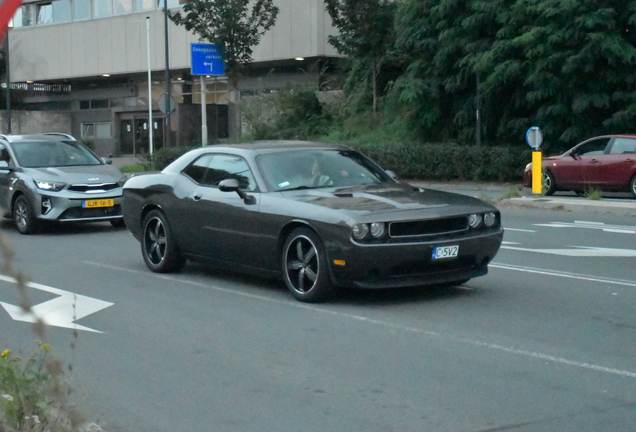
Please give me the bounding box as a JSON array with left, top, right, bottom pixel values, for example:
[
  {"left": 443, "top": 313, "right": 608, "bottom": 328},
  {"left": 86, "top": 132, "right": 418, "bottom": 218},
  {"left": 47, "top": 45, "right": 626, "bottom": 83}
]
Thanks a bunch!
[{"left": 2, "top": 0, "right": 340, "bottom": 157}]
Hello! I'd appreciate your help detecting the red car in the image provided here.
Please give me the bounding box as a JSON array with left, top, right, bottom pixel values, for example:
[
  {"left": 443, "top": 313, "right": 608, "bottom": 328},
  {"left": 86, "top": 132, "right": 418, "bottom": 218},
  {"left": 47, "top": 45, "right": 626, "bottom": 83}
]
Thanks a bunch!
[{"left": 523, "top": 134, "right": 636, "bottom": 197}]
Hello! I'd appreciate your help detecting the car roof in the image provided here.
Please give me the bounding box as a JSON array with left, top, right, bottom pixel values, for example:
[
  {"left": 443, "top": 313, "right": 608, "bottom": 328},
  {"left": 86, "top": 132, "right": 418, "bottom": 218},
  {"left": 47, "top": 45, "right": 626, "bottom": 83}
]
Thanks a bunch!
[
  {"left": 0, "top": 133, "right": 76, "bottom": 143},
  {"left": 196, "top": 140, "right": 352, "bottom": 155}
]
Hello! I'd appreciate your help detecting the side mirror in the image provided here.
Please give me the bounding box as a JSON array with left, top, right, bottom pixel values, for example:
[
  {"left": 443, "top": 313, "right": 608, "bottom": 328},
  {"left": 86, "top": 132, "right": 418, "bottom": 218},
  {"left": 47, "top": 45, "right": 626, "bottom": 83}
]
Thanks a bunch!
[
  {"left": 102, "top": 157, "right": 113, "bottom": 165},
  {"left": 219, "top": 178, "right": 256, "bottom": 205},
  {"left": 385, "top": 170, "right": 399, "bottom": 181}
]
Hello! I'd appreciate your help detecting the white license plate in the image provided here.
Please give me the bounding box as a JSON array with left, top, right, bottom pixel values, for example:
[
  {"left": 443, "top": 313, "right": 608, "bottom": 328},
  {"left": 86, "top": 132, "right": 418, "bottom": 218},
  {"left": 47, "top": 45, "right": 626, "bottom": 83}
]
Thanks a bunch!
[{"left": 432, "top": 245, "right": 459, "bottom": 260}]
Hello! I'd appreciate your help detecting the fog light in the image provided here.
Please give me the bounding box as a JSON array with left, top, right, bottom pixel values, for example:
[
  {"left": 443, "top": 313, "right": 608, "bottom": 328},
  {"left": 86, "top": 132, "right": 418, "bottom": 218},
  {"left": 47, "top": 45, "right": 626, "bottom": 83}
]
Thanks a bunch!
[
  {"left": 370, "top": 222, "right": 385, "bottom": 238},
  {"left": 41, "top": 198, "right": 52, "bottom": 215},
  {"left": 484, "top": 212, "right": 496, "bottom": 227},
  {"left": 469, "top": 214, "right": 482, "bottom": 228},
  {"left": 352, "top": 223, "right": 369, "bottom": 240}
]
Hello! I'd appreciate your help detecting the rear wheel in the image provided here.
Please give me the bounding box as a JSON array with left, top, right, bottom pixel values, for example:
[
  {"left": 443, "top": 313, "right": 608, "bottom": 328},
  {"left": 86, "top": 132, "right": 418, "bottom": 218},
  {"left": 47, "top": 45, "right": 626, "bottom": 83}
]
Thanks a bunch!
[
  {"left": 13, "top": 195, "right": 38, "bottom": 234},
  {"left": 141, "top": 210, "right": 184, "bottom": 273},
  {"left": 630, "top": 174, "right": 636, "bottom": 198},
  {"left": 542, "top": 170, "right": 556, "bottom": 196},
  {"left": 282, "top": 228, "right": 332, "bottom": 302}
]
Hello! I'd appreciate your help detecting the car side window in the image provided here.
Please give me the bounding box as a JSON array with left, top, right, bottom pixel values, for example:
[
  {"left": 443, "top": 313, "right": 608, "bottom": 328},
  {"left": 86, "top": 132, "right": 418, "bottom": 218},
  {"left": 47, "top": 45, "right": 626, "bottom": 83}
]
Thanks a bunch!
[
  {"left": 574, "top": 138, "right": 611, "bottom": 156},
  {"left": 0, "top": 145, "right": 10, "bottom": 164},
  {"left": 182, "top": 154, "right": 214, "bottom": 184},
  {"left": 205, "top": 155, "right": 256, "bottom": 191},
  {"left": 609, "top": 138, "right": 636, "bottom": 155}
]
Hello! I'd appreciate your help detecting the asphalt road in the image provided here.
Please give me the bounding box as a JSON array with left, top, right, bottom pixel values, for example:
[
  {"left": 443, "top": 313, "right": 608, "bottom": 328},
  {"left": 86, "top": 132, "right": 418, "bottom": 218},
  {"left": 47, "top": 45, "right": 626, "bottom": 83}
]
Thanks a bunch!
[{"left": 1, "top": 201, "right": 635, "bottom": 432}]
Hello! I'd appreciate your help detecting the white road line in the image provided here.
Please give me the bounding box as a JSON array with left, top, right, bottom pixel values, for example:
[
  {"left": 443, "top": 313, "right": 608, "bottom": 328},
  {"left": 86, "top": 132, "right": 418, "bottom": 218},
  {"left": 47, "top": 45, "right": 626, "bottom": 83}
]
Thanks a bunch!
[
  {"left": 490, "top": 263, "right": 636, "bottom": 287},
  {"left": 504, "top": 228, "right": 536, "bottom": 232},
  {"left": 500, "top": 245, "right": 636, "bottom": 257},
  {"left": 85, "top": 260, "right": 636, "bottom": 380},
  {"left": 534, "top": 221, "right": 636, "bottom": 234}
]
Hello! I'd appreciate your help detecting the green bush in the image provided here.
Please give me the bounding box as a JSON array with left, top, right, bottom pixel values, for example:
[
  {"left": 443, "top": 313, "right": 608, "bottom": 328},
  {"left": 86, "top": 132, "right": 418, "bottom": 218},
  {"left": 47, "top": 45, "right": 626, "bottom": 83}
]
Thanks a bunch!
[
  {"left": 352, "top": 141, "right": 531, "bottom": 182},
  {"left": 0, "top": 343, "right": 84, "bottom": 432},
  {"left": 150, "top": 146, "right": 197, "bottom": 171}
]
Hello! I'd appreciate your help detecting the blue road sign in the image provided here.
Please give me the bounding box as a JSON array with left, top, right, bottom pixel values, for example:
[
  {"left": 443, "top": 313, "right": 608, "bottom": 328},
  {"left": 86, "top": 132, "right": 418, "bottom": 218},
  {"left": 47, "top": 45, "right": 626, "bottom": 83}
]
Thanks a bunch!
[{"left": 191, "top": 43, "right": 225, "bottom": 76}]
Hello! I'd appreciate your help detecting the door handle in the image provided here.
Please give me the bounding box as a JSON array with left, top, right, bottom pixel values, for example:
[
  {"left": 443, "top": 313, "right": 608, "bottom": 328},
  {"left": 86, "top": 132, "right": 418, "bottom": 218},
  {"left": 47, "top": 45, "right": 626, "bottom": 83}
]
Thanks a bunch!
[{"left": 193, "top": 194, "right": 202, "bottom": 201}]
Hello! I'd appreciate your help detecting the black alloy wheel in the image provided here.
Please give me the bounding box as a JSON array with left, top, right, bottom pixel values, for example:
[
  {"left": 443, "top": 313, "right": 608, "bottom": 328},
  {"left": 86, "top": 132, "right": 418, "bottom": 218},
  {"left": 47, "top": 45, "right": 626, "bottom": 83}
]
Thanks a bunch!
[
  {"left": 141, "top": 210, "right": 184, "bottom": 273},
  {"left": 542, "top": 170, "right": 556, "bottom": 196},
  {"left": 630, "top": 174, "right": 636, "bottom": 198},
  {"left": 282, "top": 228, "right": 331, "bottom": 302},
  {"left": 13, "top": 195, "right": 38, "bottom": 234}
]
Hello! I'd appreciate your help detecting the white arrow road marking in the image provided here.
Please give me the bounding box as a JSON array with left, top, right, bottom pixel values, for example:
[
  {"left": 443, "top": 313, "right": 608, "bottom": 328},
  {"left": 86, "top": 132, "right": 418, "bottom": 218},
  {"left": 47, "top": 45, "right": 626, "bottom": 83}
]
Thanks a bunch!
[
  {"left": 535, "top": 220, "right": 636, "bottom": 234},
  {"left": 501, "top": 245, "right": 636, "bottom": 257},
  {"left": 0, "top": 274, "right": 113, "bottom": 333}
]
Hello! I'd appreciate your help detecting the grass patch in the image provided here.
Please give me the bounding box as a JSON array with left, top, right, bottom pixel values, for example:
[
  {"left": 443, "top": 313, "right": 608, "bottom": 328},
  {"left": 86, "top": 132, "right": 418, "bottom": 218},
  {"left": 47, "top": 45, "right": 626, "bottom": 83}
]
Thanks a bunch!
[
  {"left": 120, "top": 163, "right": 152, "bottom": 173},
  {"left": 585, "top": 188, "right": 602, "bottom": 200},
  {"left": 499, "top": 187, "right": 523, "bottom": 200}
]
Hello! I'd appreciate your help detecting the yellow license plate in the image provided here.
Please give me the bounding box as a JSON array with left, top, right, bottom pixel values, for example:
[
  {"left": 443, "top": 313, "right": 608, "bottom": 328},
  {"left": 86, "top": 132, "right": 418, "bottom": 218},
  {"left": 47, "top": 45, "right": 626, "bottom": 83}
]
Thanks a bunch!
[{"left": 82, "top": 199, "right": 114, "bottom": 208}]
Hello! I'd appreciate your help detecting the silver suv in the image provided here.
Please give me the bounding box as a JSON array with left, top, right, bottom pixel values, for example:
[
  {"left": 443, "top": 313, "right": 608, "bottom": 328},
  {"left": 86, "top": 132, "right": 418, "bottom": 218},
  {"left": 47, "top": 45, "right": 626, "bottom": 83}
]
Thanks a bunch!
[{"left": 0, "top": 133, "right": 127, "bottom": 234}]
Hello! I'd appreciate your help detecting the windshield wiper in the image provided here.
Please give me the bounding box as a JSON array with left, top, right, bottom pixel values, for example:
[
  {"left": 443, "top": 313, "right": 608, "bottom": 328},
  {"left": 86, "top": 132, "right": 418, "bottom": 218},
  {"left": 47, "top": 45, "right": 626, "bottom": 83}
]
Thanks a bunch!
[{"left": 278, "top": 185, "right": 324, "bottom": 192}]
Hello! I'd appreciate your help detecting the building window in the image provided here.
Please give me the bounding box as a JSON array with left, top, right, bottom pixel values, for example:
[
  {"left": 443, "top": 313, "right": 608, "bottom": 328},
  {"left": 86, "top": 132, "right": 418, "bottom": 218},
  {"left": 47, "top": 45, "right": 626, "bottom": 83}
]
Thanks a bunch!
[
  {"left": 80, "top": 99, "right": 110, "bottom": 109},
  {"left": 114, "top": 0, "right": 133, "bottom": 15},
  {"left": 93, "top": 0, "right": 113, "bottom": 18},
  {"left": 135, "top": 0, "right": 154, "bottom": 12},
  {"left": 82, "top": 122, "right": 112, "bottom": 139},
  {"left": 73, "top": 0, "right": 91, "bottom": 21},
  {"left": 12, "top": 4, "right": 34, "bottom": 27},
  {"left": 35, "top": 0, "right": 71, "bottom": 25}
]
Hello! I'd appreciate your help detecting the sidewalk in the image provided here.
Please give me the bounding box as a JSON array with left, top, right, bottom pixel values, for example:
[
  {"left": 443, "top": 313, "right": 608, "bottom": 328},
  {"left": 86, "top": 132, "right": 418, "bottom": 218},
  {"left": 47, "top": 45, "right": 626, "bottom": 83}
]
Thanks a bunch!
[{"left": 410, "top": 181, "right": 636, "bottom": 216}]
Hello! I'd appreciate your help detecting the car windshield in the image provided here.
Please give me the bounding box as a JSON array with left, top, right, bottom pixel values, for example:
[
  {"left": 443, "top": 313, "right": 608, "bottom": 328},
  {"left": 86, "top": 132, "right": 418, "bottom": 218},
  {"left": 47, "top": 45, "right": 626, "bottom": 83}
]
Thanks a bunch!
[
  {"left": 11, "top": 140, "right": 103, "bottom": 168},
  {"left": 257, "top": 149, "right": 393, "bottom": 191}
]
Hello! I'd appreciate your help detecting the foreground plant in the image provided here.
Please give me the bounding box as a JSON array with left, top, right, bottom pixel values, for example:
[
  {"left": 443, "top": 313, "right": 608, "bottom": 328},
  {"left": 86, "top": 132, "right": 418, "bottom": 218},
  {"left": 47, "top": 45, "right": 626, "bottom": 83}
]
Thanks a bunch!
[{"left": 0, "top": 342, "right": 85, "bottom": 431}]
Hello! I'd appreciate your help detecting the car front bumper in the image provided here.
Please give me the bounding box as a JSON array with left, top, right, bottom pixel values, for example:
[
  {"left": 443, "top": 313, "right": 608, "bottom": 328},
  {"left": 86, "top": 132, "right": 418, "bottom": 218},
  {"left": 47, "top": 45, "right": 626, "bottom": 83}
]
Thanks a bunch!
[
  {"left": 326, "top": 228, "right": 504, "bottom": 289},
  {"left": 35, "top": 191, "right": 123, "bottom": 222}
]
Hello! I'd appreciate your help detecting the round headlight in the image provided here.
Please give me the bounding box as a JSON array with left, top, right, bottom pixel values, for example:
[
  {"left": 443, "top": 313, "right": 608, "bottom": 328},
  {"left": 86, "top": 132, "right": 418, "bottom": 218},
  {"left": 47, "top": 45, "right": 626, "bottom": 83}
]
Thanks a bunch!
[
  {"left": 469, "top": 214, "right": 483, "bottom": 228},
  {"left": 370, "top": 222, "right": 386, "bottom": 238},
  {"left": 484, "top": 212, "right": 496, "bottom": 227},
  {"left": 352, "top": 223, "right": 369, "bottom": 240}
]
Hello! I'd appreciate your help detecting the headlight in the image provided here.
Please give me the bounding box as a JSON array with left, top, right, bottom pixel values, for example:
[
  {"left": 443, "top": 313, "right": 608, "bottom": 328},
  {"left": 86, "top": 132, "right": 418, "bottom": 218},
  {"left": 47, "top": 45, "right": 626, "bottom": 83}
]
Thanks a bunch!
[
  {"left": 117, "top": 175, "right": 128, "bottom": 187},
  {"left": 468, "top": 214, "right": 482, "bottom": 228},
  {"left": 370, "top": 222, "right": 386, "bottom": 238},
  {"left": 525, "top": 163, "right": 532, "bottom": 171},
  {"left": 483, "top": 212, "right": 497, "bottom": 227},
  {"left": 34, "top": 179, "right": 66, "bottom": 191},
  {"left": 352, "top": 223, "right": 369, "bottom": 240}
]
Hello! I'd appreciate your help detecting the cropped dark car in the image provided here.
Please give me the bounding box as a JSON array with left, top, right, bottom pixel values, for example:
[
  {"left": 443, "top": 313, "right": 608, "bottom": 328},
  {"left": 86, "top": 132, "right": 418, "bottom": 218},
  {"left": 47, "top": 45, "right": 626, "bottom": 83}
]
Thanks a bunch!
[
  {"left": 0, "top": 133, "right": 127, "bottom": 234},
  {"left": 122, "top": 141, "right": 504, "bottom": 302},
  {"left": 523, "top": 135, "right": 636, "bottom": 197}
]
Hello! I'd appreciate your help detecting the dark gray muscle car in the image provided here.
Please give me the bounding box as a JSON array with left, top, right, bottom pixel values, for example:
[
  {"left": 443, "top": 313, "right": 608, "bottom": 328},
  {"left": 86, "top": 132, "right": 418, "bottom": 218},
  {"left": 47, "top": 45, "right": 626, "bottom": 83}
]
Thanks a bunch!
[{"left": 122, "top": 141, "right": 503, "bottom": 302}]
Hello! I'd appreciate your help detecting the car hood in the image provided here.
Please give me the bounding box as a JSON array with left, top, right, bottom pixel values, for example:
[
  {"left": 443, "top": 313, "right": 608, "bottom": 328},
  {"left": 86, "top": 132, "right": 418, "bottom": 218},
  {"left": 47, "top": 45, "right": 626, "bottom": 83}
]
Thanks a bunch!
[
  {"left": 22, "top": 165, "right": 124, "bottom": 184},
  {"left": 282, "top": 183, "right": 495, "bottom": 218}
]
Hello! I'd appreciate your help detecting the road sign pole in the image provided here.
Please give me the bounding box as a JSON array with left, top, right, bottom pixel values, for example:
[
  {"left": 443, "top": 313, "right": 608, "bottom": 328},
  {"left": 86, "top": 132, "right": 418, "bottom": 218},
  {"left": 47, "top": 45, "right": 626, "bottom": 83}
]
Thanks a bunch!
[
  {"left": 201, "top": 76, "right": 207, "bottom": 146},
  {"left": 532, "top": 150, "right": 542, "bottom": 194},
  {"left": 146, "top": 17, "right": 154, "bottom": 156}
]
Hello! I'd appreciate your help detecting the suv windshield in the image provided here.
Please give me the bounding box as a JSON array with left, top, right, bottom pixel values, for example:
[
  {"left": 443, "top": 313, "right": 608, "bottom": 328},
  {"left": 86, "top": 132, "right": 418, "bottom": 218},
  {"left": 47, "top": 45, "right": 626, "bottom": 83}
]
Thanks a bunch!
[
  {"left": 12, "top": 140, "right": 102, "bottom": 168},
  {"left": 257, "top": 149, "right": 393, "bottom": 191}
]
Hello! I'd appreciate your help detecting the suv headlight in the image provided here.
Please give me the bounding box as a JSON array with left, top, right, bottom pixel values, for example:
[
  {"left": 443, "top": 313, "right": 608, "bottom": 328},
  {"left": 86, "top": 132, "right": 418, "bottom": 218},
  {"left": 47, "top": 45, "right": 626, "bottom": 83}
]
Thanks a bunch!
[{"left": 34, "top": 179, "right": 66, "bottom": 191}]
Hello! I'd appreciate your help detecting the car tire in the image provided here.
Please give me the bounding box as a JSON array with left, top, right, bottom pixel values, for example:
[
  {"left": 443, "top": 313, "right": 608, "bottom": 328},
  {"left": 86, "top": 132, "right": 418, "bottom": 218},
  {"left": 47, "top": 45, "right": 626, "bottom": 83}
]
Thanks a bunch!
[
  {"left": 141, "top": 210, "right": 184, "bottom": 273},
  {"left": 111, "top": 219, "right": 126, "bottom": 228},
  {"left": 282, "top": 227, "right": 332, "bottom": 303},
  {"left": 630, "top": 174, "right": 636, "bottom": 198},
  {"left": 13, "top": 195, "right": 38, "bottom": 235},
  {"left": 542, "top": 170, "right": 556, "bottom": 196}
]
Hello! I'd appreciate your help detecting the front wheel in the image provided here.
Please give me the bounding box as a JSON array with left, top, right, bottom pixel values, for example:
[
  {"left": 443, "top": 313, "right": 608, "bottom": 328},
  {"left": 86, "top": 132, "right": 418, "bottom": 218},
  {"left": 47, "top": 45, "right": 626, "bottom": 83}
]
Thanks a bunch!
[
  {"left": 282, "top": 228, "right": 332, "bottom": 302},
  {"left": 13, "top": 195, "right": 38, "bottom": 234},
  {"left": 542, "top": 170, "right": 556, "bottom": 196},
  {"left": 141, "top": 210, "right": 184, "bottom": 273},
  {"left": 630, "top": 174, "right": 636, "bottom": 198}
]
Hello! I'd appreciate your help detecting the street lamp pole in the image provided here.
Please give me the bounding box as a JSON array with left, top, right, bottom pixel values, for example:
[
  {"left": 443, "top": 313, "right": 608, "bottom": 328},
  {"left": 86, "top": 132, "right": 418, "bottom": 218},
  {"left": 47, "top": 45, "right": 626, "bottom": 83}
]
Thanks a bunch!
[
  {"left": 163, "top": 0, "right": 171, "bottom": 148},
  {"left": 4, "top": 26, "right": 10, "bottom": 134},
  {"left": 146, "top": 16, "right": 153, "bottom": 156}
]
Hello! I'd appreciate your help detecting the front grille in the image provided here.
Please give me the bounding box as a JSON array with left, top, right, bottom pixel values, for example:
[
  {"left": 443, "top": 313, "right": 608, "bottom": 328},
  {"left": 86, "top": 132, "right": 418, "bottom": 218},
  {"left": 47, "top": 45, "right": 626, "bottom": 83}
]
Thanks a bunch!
[
  {"left": 59, "top": 204, "right": 122, "bottom": 220},
  {"left": 389, "top": 217, "right": 468, "bottom": 237},
  {"left": 68, "top": 183, "right": 119, "bottom": 193}
]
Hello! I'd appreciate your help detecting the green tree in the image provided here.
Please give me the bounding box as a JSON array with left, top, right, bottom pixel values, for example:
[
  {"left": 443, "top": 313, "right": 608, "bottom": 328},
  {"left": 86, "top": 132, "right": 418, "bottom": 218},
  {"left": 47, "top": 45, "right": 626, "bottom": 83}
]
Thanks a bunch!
[
  {"left": 170, "top": 0, "right": 279, "bottom": 88},
  {"left": 325, "top": 0, "right": 396, "bottom": 113}
]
